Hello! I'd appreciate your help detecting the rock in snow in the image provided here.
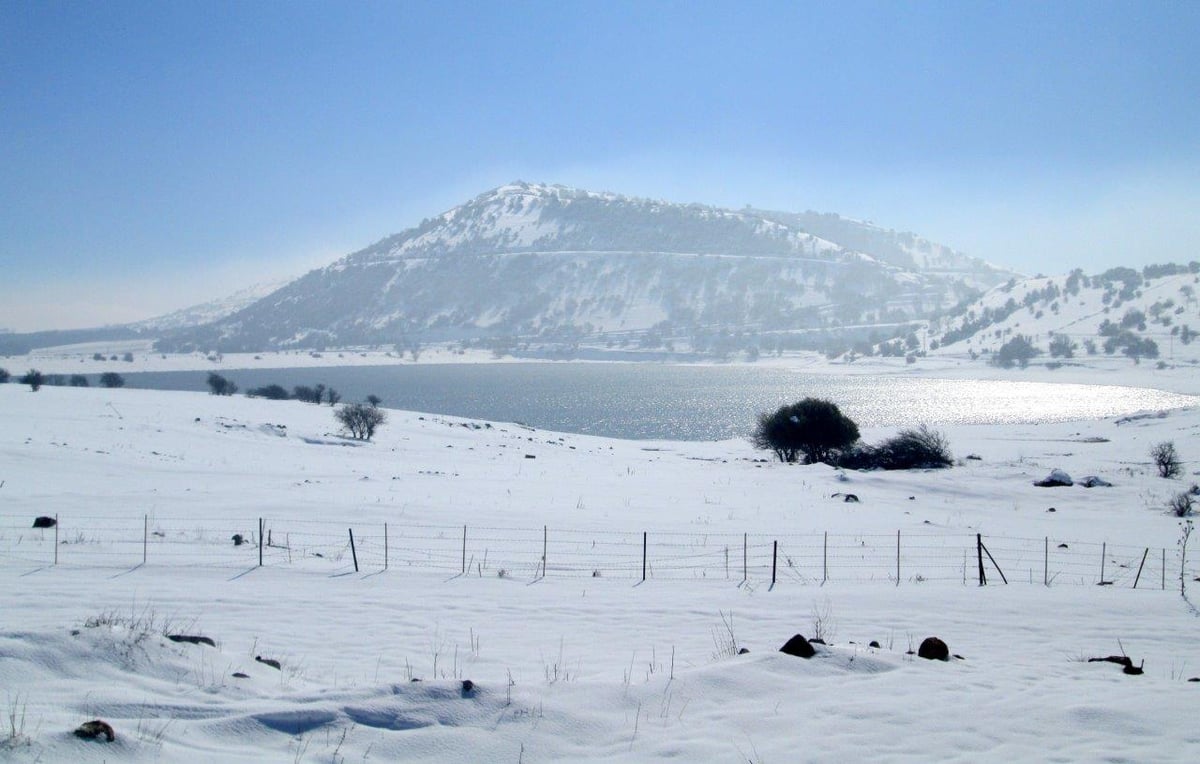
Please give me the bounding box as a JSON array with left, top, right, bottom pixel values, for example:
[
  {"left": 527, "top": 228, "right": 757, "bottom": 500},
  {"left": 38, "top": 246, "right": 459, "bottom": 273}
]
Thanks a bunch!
[{"left": 1034, "top": 469, "right": 1073, "bottom": 487}]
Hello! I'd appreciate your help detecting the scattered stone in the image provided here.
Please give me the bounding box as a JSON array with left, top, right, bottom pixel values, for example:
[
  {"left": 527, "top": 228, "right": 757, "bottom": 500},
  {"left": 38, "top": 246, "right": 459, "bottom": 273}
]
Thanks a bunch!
[
  {"left": 232, "top": 534, "right": 245, "bottom": 546},
  {"left": 32, "top": 516, "right": 57, "bottom": 529},
  {"left": 917, "top": 637, "right": 950, "bottom": 661},
  {"left": 1034, "top": 469, "right": 1073, "bottom": 487},
  {"left": 1080, "top": 476, "right": 1113, "bottom": 488},
  {"left": 737, "top": 647, "right": 750, "bottom": 655},
  {"left": 461, "top": 679, "right": 475, "bottom": 693},
  {"left": 779, "top": 634, "right": 816, "bottom": 659},
  {"left": 1058, "top": 543, "right": 1069, "bottom": 549},
  {"left": 869, "top": 641, "right": 881, "bottom": 649},
  {"left": 232, "top": 672, "right": 250, "bottom": 679},
  {"left": 524, "top": 454, "right": 536, "bottom": 459},
  {"left": 1047, "top": 508, "right": 1057, "bottom": 513},
  {"left": 167, "top": 634, "right": 216, "bottom": 647},
  {"left": 809, "top": 637, "right": 827, "bottom": 645},
  {"left": 1123, "top": 662, "right": 1144, "bottom": 675},
  {"left": 843, "top": 494, "right": 859, "bottom": 503},
  {"left": 74, "top": 719, "right": 115, "bottom": 742},
  {"left": 255, "top": 655, "right": 282, "bottom": 670},
  {"left": 966, "top": 454, "right": 982, "bottom": 461},
  {"left": 1188, "top": 677, "right": 1200, "bottom": 682}
]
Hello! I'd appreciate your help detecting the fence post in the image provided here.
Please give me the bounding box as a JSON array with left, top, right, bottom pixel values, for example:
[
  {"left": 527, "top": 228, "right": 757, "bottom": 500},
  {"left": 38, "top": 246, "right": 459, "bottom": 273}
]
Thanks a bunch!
[
  {"left": 1133, "top": 547, "right": 1149, "bottom": 589},
  {"left": 1100, "top": 542, "right": 1106, "bottom": 583},
  {"left": 742, "top": 533, "right": 747, "bottom": 583},
  {"left": 642, "top": 532, "right": 647, "bottom": 582},
  {"left": 977, "top": 533, "right": 986, "bottom": 586},
  {"left": 823, "top": 531, "right": 828, "bottom": 584},
  {"left": 258, "top": 518, "right": 263, "bottom": 567},
  {"left": 542, "top": 525, "right": 548, "bottom": 578},
  {"left": 1163, "top": 548, "right": 1167, "bottom": 590},
  {"left": 143, "top": 514, "right": 148, "bottom": 565},
  {"left": 54, "top": 514, "right": 59, "bottom": 565},
  {"left": 1044, "top": 537, "right": 1049, "bottom": 586},
  {"left": 896, "top": 530, "right": 901, "bottom": 586},
  {"left": 384, "top": 523, "right": 388, "bottom": 571},
  {"left": 462, "top": 525, "right": 467, "bottom": 575},
  {"left": 771, "top": 540, "right": 777, "bottom": 586},
  {"left": 348, "top": 528, "right": 359, "bottom": 572}
]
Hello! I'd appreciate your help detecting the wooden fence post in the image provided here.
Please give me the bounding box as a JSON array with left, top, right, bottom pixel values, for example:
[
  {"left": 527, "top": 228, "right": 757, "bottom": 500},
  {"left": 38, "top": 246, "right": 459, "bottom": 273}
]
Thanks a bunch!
[
  {"left": 1163, "top": 548, "right": 1167, "bottom": 590},
  {"left": 895, "top": 530, "right": 901, "bottom": 586},
  {"left": 742, "top": 533, "right": 747, "bottom": 583},
  {"left": 54, "top": 514, "right": 59, "bottom": 565},
  {"left": 771, "top": 540, "right": 778, "bottom": 586},
  {"left": 384, "top": 523, "right": 388, "bottom": 571},
  {"left": 258, "top": 518, "right": 263, "bottom": 567},
  {"left": 977, "top": 533, "right": 986, "bottom": 586},
  {"left": 823, "top": 531, "right": 828, "bottom": 584},
  {"left": 462, "top": 525, "right": 467, "bottom": 575},
  {"left": 1100, "top": 542, "right": 1106, "bottom": 583},
  {"left": 348, "top": 528, "right": 359, "bottom": 572},
  {"left": 542, "top": 525, "right": 548, "bottom": 578},
  {"left": 1044, "top": 536, "right": 1049, "bottom": 586},
  {"left": 1133, "top": 547, "right": 1149, "bottom": 589},
  {"left": 642, "top": 532, "right": 647, "bottom": 582}
]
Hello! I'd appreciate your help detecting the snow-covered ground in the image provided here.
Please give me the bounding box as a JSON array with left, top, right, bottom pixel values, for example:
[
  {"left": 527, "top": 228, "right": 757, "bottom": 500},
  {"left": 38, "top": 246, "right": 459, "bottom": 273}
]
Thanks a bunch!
[{"left": 2, "top": 383, "right": 1199, "bottom": 761}]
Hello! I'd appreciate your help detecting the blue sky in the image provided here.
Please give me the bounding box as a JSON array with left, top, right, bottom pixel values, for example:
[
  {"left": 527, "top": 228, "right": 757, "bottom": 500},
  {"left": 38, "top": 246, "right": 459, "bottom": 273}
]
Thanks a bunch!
[{"left": 2, "top": 0, "right": 1198, "bottom": 331}]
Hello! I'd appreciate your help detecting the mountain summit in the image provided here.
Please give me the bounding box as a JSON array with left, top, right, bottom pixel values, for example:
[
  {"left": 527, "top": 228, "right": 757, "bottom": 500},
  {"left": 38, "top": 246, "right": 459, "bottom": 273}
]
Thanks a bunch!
[{"left": 158, "top": 182, "right": 1014, "bottom": 354}]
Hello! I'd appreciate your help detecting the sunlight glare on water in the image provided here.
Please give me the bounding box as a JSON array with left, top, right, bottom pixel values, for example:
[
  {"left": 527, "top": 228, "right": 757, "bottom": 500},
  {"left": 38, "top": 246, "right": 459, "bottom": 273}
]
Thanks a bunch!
[{"left": 119, "top": 364, "right": 1197, "bottom": 441}]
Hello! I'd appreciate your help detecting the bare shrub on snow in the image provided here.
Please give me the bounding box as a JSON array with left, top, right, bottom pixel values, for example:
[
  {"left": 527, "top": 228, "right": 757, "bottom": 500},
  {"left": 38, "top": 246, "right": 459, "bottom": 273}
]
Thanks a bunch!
[{"left": 1151, "top": 441, "right": 1183, "bottom": 479}]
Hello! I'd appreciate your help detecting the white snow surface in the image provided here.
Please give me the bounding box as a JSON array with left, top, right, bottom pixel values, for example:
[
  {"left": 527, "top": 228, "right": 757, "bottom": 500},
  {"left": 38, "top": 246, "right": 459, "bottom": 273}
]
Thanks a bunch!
[{"left": 2, "top": 382, "right": 1200, "bottom": 762}]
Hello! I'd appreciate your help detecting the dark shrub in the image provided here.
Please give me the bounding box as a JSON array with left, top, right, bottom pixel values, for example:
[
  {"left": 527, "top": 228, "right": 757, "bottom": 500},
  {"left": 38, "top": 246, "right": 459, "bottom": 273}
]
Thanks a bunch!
[
  {"left": 206, "top": 372, "right": 237, "bottom": 396},
  {"left": 247, "top": 384, "right": 291, "bottom": 400},
  {"left": 752, "top": 398, "right": 860, "bottom": 464},
  {"left": 334, "top": 402, "right": 387, "bottom": 441},
  {"left": 1152, "top": 441, "right": 1183, "bottom": 479},
  {"left": 99, "top": 372, "right": 125, "bottom": 388},
  {"left": 874, "top": 425, "right": 953, "bottom": 470},
  {"left": 20, "top": 369, "right": 44, "bottom": 391},
  {"left": 69, "top": 374, "right": 90, "bottom": 387}
]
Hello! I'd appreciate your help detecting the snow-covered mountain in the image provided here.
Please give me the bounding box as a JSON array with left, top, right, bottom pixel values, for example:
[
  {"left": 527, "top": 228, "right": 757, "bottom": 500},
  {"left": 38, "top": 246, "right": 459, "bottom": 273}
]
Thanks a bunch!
[
  {"left": 131, "top": 280, "right": 291, "bottom": 331},
  {"left": 924, "top": 263, "right": 1200, "bottom": 365},
  {"left": 156, "top": 182, "right": 1016, "bottom": 354}
]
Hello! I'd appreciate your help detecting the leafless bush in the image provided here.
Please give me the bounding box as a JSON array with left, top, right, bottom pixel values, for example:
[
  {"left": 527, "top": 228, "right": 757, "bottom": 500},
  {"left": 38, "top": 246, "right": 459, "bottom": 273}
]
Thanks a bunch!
[{"left": 1152, "top": 441, "right": 1183, "bottom": 478}]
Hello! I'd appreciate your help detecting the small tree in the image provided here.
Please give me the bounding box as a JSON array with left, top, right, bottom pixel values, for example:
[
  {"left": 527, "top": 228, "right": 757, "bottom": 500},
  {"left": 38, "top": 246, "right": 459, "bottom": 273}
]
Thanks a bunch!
[
  {"left": 991, "top": 335, "right": 1039, "bottom": 368},
  {"left": 1151, "top": 441, "right": 1183, "bottom": 478},
  {"left": 1168, "top": 491, "right": 1194, "bottom": 518},
  {"left": 99, "top": 372, "right": 125, "bottom": 388},
  {"left": 20, "top": 369, "right": 44, "bottom": 391},
  {"left": 326, "top": 387, "right": 341, "bottom": 406},
  {"left": 752, "top": 398, "right": 860, "bottom": 465},
  {"left": 1048, "top": 334, "right": 1076, "bottom": 359},
  {"left": 0, "top": 367, "right": 10, "bottom": 383},
  {"left": 366, "top": 394, "right": 382, "bottom": 407},
  {"left": 206, "top": 372, "right": 237, "bottom": 396},
  {"left": 69, "top": 374, "right": 90, "bottom": 387},
  {"left": 335, "top": 402, "right": 386, "bottom": 441}
]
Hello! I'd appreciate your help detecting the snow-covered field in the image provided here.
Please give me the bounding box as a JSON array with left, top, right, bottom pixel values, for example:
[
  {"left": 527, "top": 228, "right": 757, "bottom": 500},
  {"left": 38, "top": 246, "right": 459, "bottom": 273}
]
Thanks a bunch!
[{"left": 2, "top": 381, "right": 1199, "bottom": 762}]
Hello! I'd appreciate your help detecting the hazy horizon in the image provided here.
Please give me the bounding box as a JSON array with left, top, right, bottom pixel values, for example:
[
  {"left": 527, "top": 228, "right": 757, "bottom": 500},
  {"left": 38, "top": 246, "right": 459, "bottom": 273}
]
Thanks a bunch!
[{"left": 3, "top": 1, "right": 1198, "bottom": 332}]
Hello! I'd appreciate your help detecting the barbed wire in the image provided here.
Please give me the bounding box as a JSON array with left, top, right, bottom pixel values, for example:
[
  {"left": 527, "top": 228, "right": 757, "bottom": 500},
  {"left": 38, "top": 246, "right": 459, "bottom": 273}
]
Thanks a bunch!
[{"left": 0, "top": 513, "right": 1192, "bottom": 589}]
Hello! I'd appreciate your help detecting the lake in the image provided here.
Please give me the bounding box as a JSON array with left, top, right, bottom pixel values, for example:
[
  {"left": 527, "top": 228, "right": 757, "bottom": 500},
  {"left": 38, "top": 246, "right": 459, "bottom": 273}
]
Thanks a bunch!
[{"left": 111, "top": 363, "right": 1198, "bottom": 441}]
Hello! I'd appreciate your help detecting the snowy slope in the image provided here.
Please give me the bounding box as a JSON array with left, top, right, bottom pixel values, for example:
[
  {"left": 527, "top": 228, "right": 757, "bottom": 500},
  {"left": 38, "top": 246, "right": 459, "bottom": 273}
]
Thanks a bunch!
[{"left": 2, "top": 383, "right": 1200, "bottom": 761}]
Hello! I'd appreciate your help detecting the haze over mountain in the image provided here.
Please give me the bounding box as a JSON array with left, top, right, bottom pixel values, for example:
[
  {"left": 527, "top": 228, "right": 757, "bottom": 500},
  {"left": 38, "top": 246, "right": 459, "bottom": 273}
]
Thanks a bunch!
[{"left": 153, "top": 183, "right": 1014, "bottom": 355}]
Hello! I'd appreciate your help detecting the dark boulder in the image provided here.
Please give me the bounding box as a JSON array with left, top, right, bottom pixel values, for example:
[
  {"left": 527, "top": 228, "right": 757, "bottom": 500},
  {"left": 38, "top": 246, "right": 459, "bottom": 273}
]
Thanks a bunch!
[
  {"left": 1079, "top": 476, "right": 1113, "bottom": 488},
  {"left": 74, "top": 720, "right": 115, "bottom": 742},
  {"left": 779, "top": 634, "right": 816, "bottom": 659},
  {"left": 1034, "top": 469, "right": 1073, "bottom": 487},
  {"left": 255, "top": 655, "right": 282, "bottom": 670},
  {"left": 33, "top": 516, "right": 56, "bottom": 528},
  {"left": 917, "top": 637, "right": 950, "bottom": 661}
]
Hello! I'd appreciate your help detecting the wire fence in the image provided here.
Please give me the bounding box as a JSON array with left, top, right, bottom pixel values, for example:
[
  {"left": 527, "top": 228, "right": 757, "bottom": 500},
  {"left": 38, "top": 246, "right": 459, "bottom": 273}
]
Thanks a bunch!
[{"left": 0, "top": 513, "right": 1193, "bottom": 590}]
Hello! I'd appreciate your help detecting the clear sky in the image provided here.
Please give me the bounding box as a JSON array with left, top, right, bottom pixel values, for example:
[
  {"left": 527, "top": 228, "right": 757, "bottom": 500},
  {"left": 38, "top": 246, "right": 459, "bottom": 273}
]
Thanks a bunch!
[{"left": 2, "top": 0, "right": 1198, "bottom": 331}]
